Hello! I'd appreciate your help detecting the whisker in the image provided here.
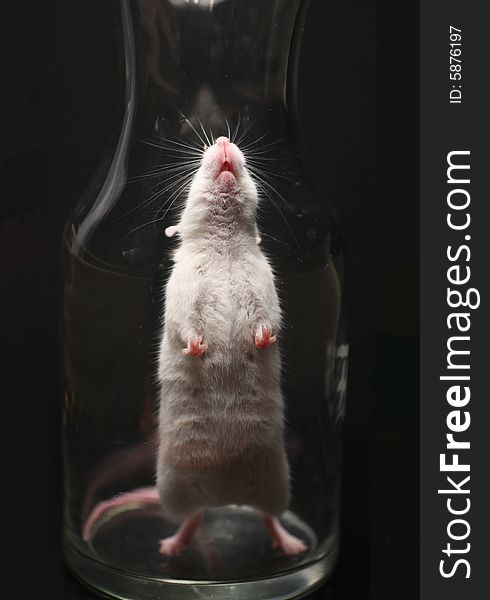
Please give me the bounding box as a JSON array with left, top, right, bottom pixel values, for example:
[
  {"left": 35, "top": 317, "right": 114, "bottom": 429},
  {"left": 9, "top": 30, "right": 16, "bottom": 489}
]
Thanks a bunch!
[
  {"left": 125, "top": 176, "right": 191, "bottom": 236},
  {"left": 116, "top": 175, "right": 190, "bottom": 220},
  {"left": 125, "top": 215, "right": 171, "bottom": 238},
  {"left": 241, "top": 137, "right": 284, "bottom": 154},
  {"left": 119, "top": 161, "right": 197, "bottom": 219},
  {"left": 148, "top": 132, "right": 202, "bottom": 150},
  {"left": 160, "top": 181, "right": 190, "bottom": 217},
  {"left": 197, "top": 117, "right": 212, "bottom": 148},
  {"left": 244, "top": 155, "right": 280, "bottom": 163},
  {"left": 128, "top": 161, "right": 200, "bottom": 182},
  {"left": 176, "top": 108, "right": 207, "bottom": 147},
  {"left": 245, "top": 163, "right": 293, "bottom": 182},
  {"left": 148, "top": 167, "right": 197, "bottom": 192},
  {"left": 249, "top": 172, "right": 299, "bottom": 249},
  {"left": 150, "top": 136, "right": 203, "bottom": 154},
  {"left": 231, "top": 112, "right": 241, "bottom": 143},
  {"left": 144, "top": 158, "right": 201, "bottom": 168},
  {"left": 152, "top": 177, "right": 192, "bottom": 221},
  {"left": 239, "top": 131, "right": 269, "bottom": 151},
  {"left": 235, "top": 121, "right": 256, "bottom": 147},
  {"left": 260, "top": 230, "right": 295, "bottom": 250},
  {"left": 136, "top": 137, "right": 202, "bottom": 157}
]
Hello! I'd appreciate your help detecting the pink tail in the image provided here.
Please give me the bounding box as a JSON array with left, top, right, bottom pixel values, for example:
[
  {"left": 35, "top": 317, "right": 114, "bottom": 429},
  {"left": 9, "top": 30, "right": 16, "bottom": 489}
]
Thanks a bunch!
[{"left": 82, "top": 486, "right": 161, "bottom": 542}]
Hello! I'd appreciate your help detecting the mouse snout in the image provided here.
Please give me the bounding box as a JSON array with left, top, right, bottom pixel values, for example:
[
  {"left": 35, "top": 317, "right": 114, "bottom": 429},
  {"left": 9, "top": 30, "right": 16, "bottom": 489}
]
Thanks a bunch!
[
  {"left": 201, "top": 136, "right": 244, "bottom": 187},
  {"left": 214, "top": 137, "right": 239, "bottom": 178},
  {"left": 216, "top": 137, "right": 231, "bottom": 162}
]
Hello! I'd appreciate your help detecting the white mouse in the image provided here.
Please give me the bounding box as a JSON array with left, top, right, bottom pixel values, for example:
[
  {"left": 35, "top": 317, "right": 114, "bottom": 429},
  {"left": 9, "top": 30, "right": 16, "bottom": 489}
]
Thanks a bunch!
[{"left": 83, "top": 136, "right": 306, "bottom": 557}]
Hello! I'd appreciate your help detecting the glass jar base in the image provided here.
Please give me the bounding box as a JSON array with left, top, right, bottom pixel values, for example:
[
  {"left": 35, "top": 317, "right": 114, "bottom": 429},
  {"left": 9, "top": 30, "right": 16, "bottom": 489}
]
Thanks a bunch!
[
  {"left": 65, "top": 506, "right": 337, "bottom": 599},
  {"left": 65, "top": 547, "right": 335, "bottom": 600}
]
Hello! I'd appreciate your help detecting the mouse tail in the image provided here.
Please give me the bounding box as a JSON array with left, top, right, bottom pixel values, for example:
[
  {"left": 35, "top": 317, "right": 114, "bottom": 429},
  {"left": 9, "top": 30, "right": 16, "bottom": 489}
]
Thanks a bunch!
[{"left": 82, "top": 486, "right": 161, "bottom": 542}]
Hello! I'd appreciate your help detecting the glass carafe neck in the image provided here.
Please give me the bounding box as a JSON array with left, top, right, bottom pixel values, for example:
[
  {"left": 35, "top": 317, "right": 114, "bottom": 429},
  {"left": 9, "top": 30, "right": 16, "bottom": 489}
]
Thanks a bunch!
[{"left": 133, "top": 0, "right": 305, "bottom": 131}]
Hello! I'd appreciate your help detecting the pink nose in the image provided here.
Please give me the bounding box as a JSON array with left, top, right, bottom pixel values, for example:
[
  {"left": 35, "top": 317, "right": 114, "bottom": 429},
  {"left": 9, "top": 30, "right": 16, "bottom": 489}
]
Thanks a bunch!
[{"left": 216, "top": 136, "right": 231, "bottom": 163}]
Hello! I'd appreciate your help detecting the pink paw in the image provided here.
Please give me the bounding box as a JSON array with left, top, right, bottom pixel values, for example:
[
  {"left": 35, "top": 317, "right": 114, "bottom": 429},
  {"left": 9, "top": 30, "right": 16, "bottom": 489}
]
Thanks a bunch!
[
  {"left": 254, "top": 325, "right": 277, "bottom": 349},
  {"left": 264, "top": 515, "right": 307, "bottom": 556},
  {"left": 182, "top": 336, "right": 208, "bottom": 357},
  {"left": 159, "top": 534, "right": 186, "bottom": 557},
  {"left": 272, "top": 531, "right": 307, "bottom": 555}
]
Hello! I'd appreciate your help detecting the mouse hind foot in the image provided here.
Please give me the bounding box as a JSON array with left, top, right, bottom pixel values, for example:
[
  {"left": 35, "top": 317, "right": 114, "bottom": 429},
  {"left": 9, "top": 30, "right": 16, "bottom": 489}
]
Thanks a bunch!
[
  {"left": 159, "top": 512, "right": 203, "bottom": 557},
  {"left": 263, "top": 514, "right": 307, "bottom": 556}
]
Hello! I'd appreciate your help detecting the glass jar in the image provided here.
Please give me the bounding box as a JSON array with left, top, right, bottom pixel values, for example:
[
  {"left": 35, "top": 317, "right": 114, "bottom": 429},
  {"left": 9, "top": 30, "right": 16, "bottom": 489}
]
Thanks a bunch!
[{"left": 62, "top": 1, "right": 347, "bottom": 598}]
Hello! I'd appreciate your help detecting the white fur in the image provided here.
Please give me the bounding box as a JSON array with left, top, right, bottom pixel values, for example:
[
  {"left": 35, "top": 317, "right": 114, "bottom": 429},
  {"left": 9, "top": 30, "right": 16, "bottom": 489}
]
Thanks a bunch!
[{"left": 156, "top": 140, "right": 290, "bottom": 522}]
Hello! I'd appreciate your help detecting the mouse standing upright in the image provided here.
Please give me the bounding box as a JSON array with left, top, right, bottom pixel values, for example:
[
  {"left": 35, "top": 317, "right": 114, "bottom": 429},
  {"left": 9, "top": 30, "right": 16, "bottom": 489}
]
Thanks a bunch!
[
  {"left": 83, "top": 137, "right": 306, "bottom": 556},
  {"left": 157, "top": 136, "right": 305, "bottom": 555}
]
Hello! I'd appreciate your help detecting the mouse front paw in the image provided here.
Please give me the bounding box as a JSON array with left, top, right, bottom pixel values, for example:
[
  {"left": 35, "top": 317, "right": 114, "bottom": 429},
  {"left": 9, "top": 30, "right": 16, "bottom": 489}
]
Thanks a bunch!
[
  {"left": 254, "top": 325, "right": 277, "bottom": 349},
  {"left": 182, "top": 335, "right": 208, "bottom": 357}
]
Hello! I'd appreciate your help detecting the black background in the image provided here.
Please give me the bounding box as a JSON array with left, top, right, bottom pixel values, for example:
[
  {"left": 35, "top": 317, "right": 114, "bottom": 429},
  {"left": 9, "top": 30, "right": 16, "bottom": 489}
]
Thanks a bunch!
[{"left": 1, "top": 0, "right": 418, "bottom": 598}]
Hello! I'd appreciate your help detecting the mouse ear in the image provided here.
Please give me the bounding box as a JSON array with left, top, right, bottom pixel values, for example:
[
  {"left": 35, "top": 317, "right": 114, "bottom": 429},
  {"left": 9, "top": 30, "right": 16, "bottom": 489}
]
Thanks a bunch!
[{"left": 165, "top": 225, "right": 179, "bottom": 238}]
